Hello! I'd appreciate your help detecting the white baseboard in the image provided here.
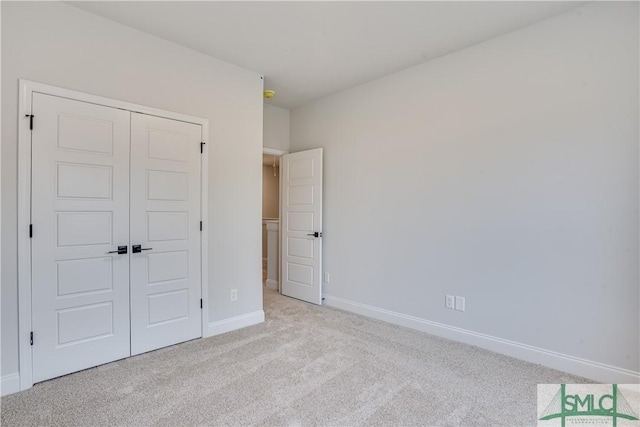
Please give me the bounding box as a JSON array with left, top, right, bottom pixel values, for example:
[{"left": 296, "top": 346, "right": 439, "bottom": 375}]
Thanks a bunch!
[
  {"left": 1, "top": 373, "right": 20, "bottom": 397},
  {"left": 323, "top": 294, "right": 639, "bottom": 384},
  {"left": 206, "top": 310, "right": 265, "bottom": 337},
  {"left": 2, "top": 312, "right": 265, "bottom": 397},
  {"left": 266, "top": 279, "right": 278, "bottom": 290}
]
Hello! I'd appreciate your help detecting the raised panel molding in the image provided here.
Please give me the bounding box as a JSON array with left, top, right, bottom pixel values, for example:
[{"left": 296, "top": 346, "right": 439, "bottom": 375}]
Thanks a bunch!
[
  {"left": 147, "top": 290, "right": 189, "bottom": 325},
  {"left": 56, "top": 212, "right": 112, "bottom": 247},
  {"left": 147, "top": 170, "right": 188, "bottom": 201},
  {"left": 57, "top": 163, "right": 112, "bottom": 199},
  {"left": 287, "top": 212, "right": 313, "bottom": 232},
  {"left": 56, "top": 302, "right": 113, "bottom": 345},
  {"left": 58, "top": 113, "right": 113, "bottom": 154},
  {"left": 147, "top": 212, "right": 188, "bottom": 242},
  {"left": 287, "top": 237, "right": 313, "bottom": 259},
  {"left": 147, "top": 129, "right": 189, "bottom": 162},
  {"left": 57, "top": 257, "right": 113, "bottom": 296},
  {"left": 288, "top": 158, "right": 314, "bottom": 180},
  {"left": 147, "top": 251, "right": 188, "bottom": 284},
  {"left": 288, "top": 185, "right": 313, "bottom": 205},
  {"left": 287, "top": 263, "right": 313, "bottom": 286}
]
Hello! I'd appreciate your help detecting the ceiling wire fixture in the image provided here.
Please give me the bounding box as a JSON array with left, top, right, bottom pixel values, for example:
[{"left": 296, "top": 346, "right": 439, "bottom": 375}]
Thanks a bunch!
[{"left": 273, "top": 155, "right": 277, "bottom": 177}]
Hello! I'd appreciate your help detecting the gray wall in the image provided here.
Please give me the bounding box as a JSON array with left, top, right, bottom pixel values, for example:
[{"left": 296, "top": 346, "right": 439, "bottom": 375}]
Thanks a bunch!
[
  {"left": 264, "top": 104, "right": 290, "bottom": 152},
  {"left": 290, "top": 2, "right": 639, "bottom": 375},
  {"left": 2, "top": 2, "right": 263, "bottom": 377}
]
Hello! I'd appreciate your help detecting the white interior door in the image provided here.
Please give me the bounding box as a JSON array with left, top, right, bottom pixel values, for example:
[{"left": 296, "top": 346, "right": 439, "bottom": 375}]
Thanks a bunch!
[
  {"left": 281, "top": 148, "right": 323, "bottom": 305},
  {"left": 129, "top": 113, "right": 202, "bottom": 355},
  {"left": 31, "top": 93, "right": 131, "bottom": 382}
]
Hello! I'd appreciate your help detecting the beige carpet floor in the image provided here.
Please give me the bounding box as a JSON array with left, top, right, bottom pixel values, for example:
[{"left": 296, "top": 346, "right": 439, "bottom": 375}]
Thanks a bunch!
[{"left": 1, "top": 288, "right": 589, "bottom": 426}]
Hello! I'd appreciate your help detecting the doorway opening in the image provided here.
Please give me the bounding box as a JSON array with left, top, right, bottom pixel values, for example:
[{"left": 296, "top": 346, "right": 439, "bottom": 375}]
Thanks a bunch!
[{"left": 262, "top": 148, "right": 284, "bottom": 292}]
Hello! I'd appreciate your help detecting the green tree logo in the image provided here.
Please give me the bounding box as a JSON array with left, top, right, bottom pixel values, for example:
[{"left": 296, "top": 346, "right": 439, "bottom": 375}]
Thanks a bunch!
[{"left": 540, "top": 384, "right": 639, "bottom": 427}]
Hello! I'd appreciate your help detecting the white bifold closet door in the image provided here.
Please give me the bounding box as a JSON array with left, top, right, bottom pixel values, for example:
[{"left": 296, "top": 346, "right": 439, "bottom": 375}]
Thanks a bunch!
[{"left": 31, "top": 94, "right": 202, "bottom": 383}]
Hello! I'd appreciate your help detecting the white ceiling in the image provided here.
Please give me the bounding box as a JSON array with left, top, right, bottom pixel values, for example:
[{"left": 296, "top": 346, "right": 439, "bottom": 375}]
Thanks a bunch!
[{"left": 70, "top": 1, "right": 583, "bottom": 109}]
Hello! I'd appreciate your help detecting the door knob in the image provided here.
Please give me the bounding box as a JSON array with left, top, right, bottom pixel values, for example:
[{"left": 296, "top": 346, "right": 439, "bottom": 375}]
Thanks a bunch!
[
  {"left": 107, "top": 246, "right": 128, "bottom": 255},
  {"left": 306, "top": 232, "right": 322, "bottom": 238},
  {"left": 132, "top": 244, "right": 153, "bottom": 253}
]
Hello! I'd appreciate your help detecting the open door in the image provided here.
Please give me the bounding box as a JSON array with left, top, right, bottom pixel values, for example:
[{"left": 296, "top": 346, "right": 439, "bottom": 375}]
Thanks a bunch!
[{"left": 281, "top": 148, "right": 323, "bottom": 305}]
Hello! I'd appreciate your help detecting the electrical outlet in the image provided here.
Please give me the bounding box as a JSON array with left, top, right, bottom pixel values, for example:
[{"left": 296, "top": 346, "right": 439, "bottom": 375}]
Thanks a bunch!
[
  {"left": 455, "top": 296, "right": 465, "bottom": 312},
  {"left": 324, "top": 272, "right": 330, "bottom": 283},
  {"left": 445, "top": 295, "right": 455, "bottom": 309},
  {"left": 230, "top": 289, "right": 238, "bottom": 302}
]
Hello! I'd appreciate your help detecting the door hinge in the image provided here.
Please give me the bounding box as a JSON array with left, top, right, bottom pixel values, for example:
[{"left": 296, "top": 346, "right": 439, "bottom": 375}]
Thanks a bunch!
[
  {"left": 200, "top": 299, "right": 203, "bottom": 309},
  {"left": 29, "top": 224, "right": 33, "bottom": 238},
  {"left": 25, "top": 114, "right": 34, "bottom": 130},
  {"left": 30, "top": 332, "right": 33, "bottom": 346},
  {"left": 200, "top": 221, "right": 203, "bottom": 231},
  {"left": 200, "top": 142, "right": 205, "bottom": 153}
]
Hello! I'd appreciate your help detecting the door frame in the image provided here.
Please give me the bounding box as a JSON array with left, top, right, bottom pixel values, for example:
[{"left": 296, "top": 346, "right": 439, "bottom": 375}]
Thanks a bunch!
[
  {"left": 262, "top": 147, "right": 286, "bottom": 292},
  {"left": 17, "top": 79, "right": 210, "bottom": 391}
]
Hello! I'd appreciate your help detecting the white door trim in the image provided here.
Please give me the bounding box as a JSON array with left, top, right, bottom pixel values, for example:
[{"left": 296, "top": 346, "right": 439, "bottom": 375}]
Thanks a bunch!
[
  {"left": 263, "top": 147, "right": 287, "bottom": 156},
  {"left": 17, "top": 79, "right": 210, "bottom": 392}
]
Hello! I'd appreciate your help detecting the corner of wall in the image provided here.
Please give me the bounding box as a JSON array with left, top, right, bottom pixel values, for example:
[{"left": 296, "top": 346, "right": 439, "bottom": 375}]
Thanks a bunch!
[
  {"left": 1, "top": 373, "right": 21, "bottom": 397},
  {"left": 205, "top": 310, "right": 265, "bottom": 337}
]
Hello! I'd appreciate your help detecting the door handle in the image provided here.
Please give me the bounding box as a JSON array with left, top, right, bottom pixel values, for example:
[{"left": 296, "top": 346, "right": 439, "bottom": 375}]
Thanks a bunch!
[
  {"left": 132, "top": 245, "right": 153, "bottom": 253},
  {"left": 307, "top": 232, "right": 322, "bottom": 238},
  {"left": 107, "top": 246, "right": 128, "bottom": 255}
]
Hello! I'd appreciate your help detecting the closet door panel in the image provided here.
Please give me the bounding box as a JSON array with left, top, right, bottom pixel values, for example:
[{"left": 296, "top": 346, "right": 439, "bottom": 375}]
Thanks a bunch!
[
  {"left": 31, "top": 93, "right": 131, "bottom": 383},
  {"left": 129, "top": 113, "right": 202, "bottom": 355}
]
